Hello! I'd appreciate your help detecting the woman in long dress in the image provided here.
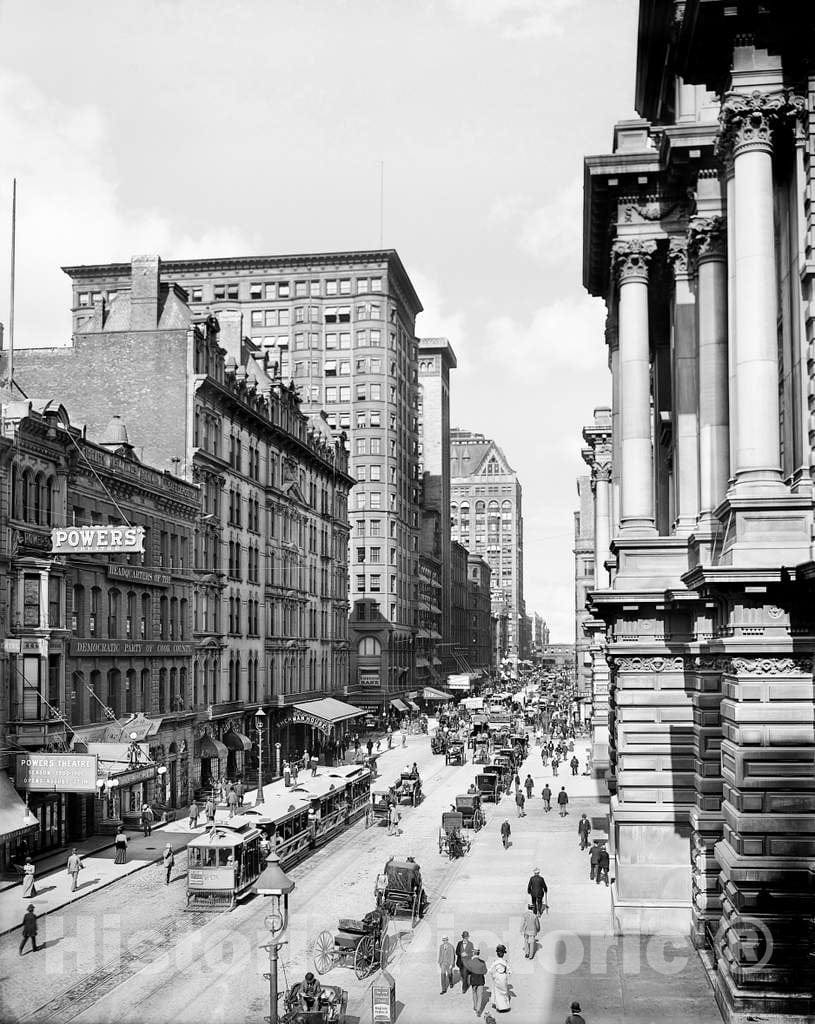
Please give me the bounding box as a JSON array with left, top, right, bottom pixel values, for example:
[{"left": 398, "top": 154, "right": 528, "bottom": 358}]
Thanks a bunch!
[
  {"left": 489, "top": 944, "right": 511, "bottom": 1013},
  {"left": 21, "top": 857, "right": 36, "bottom": 899},
  {"left": 114, "top": 829, "right": 128, "bottom": 865}
]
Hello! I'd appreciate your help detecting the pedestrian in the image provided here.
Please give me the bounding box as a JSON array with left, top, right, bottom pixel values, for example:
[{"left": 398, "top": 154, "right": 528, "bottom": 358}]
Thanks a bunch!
[
  {"left": 18, "top": 904, "right": 38, "bottom": 955},
  {"left": 163, "top": 843, "right": 175, "bottom": 885},
  {"left": 283, "top": 761, "right": 292, "bottom": 786},
  {"left": 114, "top": 828, "right": 128, "bottom": 865},
  {"left": 513, "top": 773, "right": 521, "bottom": 794},
  {"left": 367, "top": 738, "right": 374, "bottom": 758},
  {"left": 310, "top": 755, "right": 319, "bottom": 776},
  {"left": 204, "top": 797, "right": 216, "bottom": 824},
  {"left": 524, "top": 774, "right": 534, "bottom": 799},
  {"left": 552, "top": 756, "right": 560, "bottom": 776},
  {"left": 292, "top": 762, "right": 299, "bottom": 785},
  {"left": 302, "top": 749, "right": 310, "bottom": 771},
  {"left": 188, "top": 799, "right": 200, "bottom": 830},
  {"left": 515, "top": 789, "right": 525, "bottom": 817},
  {"left": 500, "top": 819, "right": 511, "bottom": 849},
  {"left": 578, "top": 813, "right": 591, "bottom": 850},
  {"left": 66, "top": 848, "right": 83, "bottom": 892},
  {"left": 376, "top": 739, "right": 381, "bottom": 752},
  {"left": 455, "top": 930, "right": 474, "bottom": 993},
  {"left": 227, "top": 786, "right": 239, "bottom": 818},
  {"left": 570, "top": 755, "right": 579, "bottom": 776},
  {"left": 438, "top": 935, "right": 456, "bottom": 993},
  {"left": 589, "top": 840, "right": 602, "bottom": 881},
  {"left": 20, "top": 856, "right": 37, "bottom": 898},
  {"left": 521, "top": 905, "right": 540, "bottom": 958},
  {"left": 464, "top": 947, "right": 487, "bottom": 1016},
  {"left": 389, "top": 803, "right": 401, "bottom": 836},
  {"left": 235, "top": 779, "right": 245, "bottom": 806},
  {"left": 387, "top": 727, "right": 393, "bottom": 749},
  {"left": 527, "top": 868, "right": 548, "bottom": 915},
  {"left": 597, "top": 845, "right": 610, "bottom": 886},
  {"left": 140, "top": 803, "right": 154, "bottom": 837},
  {"left": 353, "top": 735, "right": 360, "bottom": 754},
  {"left": 565, "top": 999, "right": 587, "bottom": 1024},
  {"left": 401, "top": 731, "right": 407, "bottom": 749},
  {"left": 557, "top": 786, "right": 569, "bottom": 816},
  {"left": 489, "top": 945, "right": 511, "bottom": 1014},
  {"left": 542, "top": 784, "right": 552, "bottom": 812}
]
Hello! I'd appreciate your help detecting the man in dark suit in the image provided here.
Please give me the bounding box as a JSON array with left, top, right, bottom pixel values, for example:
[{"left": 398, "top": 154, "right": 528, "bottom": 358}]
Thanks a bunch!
[
  {"left": 19, "top": 904, "right": 38, "bottom": 955},
  {"left": 527, "top": 869, "right": 548, "bottom": 915},
  {"left": 455, "top": 930, "right": 474, "bottom": 993}
]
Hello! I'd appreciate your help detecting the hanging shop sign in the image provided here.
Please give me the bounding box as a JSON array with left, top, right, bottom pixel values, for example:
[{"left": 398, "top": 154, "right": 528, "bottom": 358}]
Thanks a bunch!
[
  {"left": 16, "top": 753, "right": 98, "bottom": 793},
  {"left": 51, "top": 525, "right": 145, "bottom": 555},
  {"left": 287, "top": 708, "right": 332, "bottom": 737}
]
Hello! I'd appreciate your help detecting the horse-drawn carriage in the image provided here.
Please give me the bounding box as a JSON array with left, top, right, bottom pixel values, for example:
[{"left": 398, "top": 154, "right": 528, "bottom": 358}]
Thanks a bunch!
[
  {"left": 280, "top": 982, "right": 348, "bottom": 1023},
  {"left": 369, "top": 780, "right": 399, "bottom": 826},
  {"left": 396, "top": 770, "right": 423, "bottom": 806},
  {"left": 430, "top": 730, "right": 447, "bottom": 755},
  {"left": 455, "top": 792, "right": 485, "bottom": 831},
  {"left": 475, "top": 771, "right": 501, "bottom": 803},
  {"left": 438, "top": 810, "right": 471, "bottom": 858},
  {"left": 374, "top": 857, "right": 428, "bottom": 926},
  {"left": 312, "top": 905, "right": 390, "bottom": 980},
  {"left": 473, "top": 735, "right": 491, "bottom": 764},
  {"left": 445, "top": 740, "right": 466, "bottom": 766}
]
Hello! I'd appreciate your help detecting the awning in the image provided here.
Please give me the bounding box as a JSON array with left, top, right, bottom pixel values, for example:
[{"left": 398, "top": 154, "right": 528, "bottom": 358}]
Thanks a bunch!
[
  {"left": 390, "top": 698, "right": 409, "bottom": 712},
  {"left": 0, "top": 771, "right": 39, "bottom": 844},
  {"left": 416, "top": 658, "right": 430, "bottom": 668},
  {"left": 291, "top": 698, "right": 366, "bottom": 725},
  {"left": 405, "top": 698, "right": 420, "bottom": 712},
  {"left": 222, "top": 731, "right": 252, "bottom": 752},
  {"left": 423, "top": 686, "right": 451, "bottom": 702},
  {"left": 196, "top": 735, "right": 229, "bottom": 760}
]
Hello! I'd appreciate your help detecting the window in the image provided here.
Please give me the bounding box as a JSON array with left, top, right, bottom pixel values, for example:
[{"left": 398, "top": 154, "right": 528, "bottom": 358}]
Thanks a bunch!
[
  {"left": 227, "top": 284, "right": 239, "bottom": 300},
  {"left": 356, "top": 438, "right": 367, "bottom": 455},
  {"left": 356, "top": 385, "right": 367, "bottom": 402},
  {"left": 295, "top": 281, "right": 307, "bottom": 297},
  {"left": 325, "top": 359, "right": 337, "bottom": 376},
  {"left": 326, "top": 333, "right": 337, "bottom": 349},
  {"left": 339, "top": 361, "right": 350, "bottom": 375},
  {"left": 370, "top": 492, "right": 382, "bottom": 510},
  {"left": 250, "top": 283, "right": 263, "bottom": 300},
  {"left": 325, "top": 386, "right": 337, "bottom": 403},
  {"left": 370, "top": 384, "right": 382, "bottom": 401},
  {"left": 356, "top": 466, "right": 367, "bottom": 481},
  {"left": 279, "top": 309, "right": 290, "bottom": 327},
  {"left": 370, "top": 438, "right": 381, "bottom": 455},
  {"left": 356, "top": 547, "right": 366, "bottom": 563},
  {"left": 370, "top": 546, "right": 381, "bottom": 563},
  {"left": 356, "top": 330, "right": 367, "bottom": 347},
  {"left": 371, "top": 277, "right": 382, "bottom": 292},
  {"left": 23, "top": 574, "right": 41, "bottom": 627},
  {"left": 370, "top": 574, "right": 381, "bottom": 592},
  {"left": 310, "top": 281, "right": 320, "bottom": 297},
  {"left": 339, "top": 332, "right": 351, "bottom": 349},
  {"left": 278, "top": 282, "right": 290, "bottom": 298},
  {"left": 370, "top": 464, "right": 381, "bottom": 481},
  {"left": 214, "top": 284, "right": 226, "bottom": 300},
  {"left": 356, "top": 574, "right": 366, "bottom": 590},
  {"left": 356, "top": 412, "right": 367, "bottom": 429},
  {"left": 370, "top": 330, "right": 381, "bottom": 346},
  {"left": 326, "top": 279, "right": 338, "bottom": 296},
  {"left": 370, "top": 411, "right": 381, "bottom": 427},
  {"left": 371, "top": 358, "right": 381, "bottom": 373},
  {"left": 191, "top": 287, "right": 203, "bottom": 302},
  {"left": 48, "top": 576, "right": 61, "bottom": 629},
  {"left": 339, "top": 386, "right": 350, "bottom": 402},
  {"left": 370, "top": 520, "right": 381, "bottom": 536},
  {"left": 339, "top": 279, "right": 351, "bottom": 294},
  {"left": 357, "top": 636, "right": 381, "bottom": 655}
]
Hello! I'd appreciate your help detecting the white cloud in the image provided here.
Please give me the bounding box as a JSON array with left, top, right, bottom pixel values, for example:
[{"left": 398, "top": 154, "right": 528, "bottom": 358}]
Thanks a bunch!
[
  {"left": 0, "top": 70, "right": 254, "bottom": 350},
  {"left": 485, "top": 177, "right": 583, "bottom": 271},
  {"left": 442, "top": 0, "right": 586, "bottom": 38},
  {"left": 412, "top": 269, "right": 466, "bottom": 347}
]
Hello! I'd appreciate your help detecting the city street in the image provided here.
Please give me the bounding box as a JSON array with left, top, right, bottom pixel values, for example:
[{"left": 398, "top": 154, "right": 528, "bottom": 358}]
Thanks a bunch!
[{"left": 0, "top": 727, "right": 716, "bottom": 1024}]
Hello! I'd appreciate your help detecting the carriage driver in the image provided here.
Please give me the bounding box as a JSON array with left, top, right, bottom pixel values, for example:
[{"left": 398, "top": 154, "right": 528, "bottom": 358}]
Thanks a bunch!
[{"left": 299, "top": 971, "right": 322, "bottom": 1010}]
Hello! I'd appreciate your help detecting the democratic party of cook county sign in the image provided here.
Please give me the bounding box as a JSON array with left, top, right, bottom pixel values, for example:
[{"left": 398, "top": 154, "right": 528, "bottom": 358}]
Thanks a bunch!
[
  {"left": 17, "top": 753, "right": 98, "bottom": 793},
  {"left": 51, "top": 525, "right": 145, "bottom": 555}
]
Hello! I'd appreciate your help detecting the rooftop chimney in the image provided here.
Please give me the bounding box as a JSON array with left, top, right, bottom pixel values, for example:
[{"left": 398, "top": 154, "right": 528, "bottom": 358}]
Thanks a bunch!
[{"left": 130, "top": 255, "right": 160, "bottom": 330}]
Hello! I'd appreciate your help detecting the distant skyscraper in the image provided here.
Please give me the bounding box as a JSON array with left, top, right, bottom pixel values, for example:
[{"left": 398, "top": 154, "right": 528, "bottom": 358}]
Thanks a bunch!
[{"left": 450, "top": 429, "right": 525, "bottom": 664}]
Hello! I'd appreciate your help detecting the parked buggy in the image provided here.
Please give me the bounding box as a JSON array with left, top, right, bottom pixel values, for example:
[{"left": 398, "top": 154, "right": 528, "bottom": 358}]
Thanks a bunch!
[
  {"left": 445, "top": 741, "right": 466, "bottom": 766},
  {"left": 473, "top": 737, "right": 491, "bottom": 764},
  {"left": 475, "top": 772, "right": 500, "bottom": 803},
  {"left": 312, "top": 905, "right": 390, "bottom": 980},
  {"left": 438, "top": 810, "right": 471, "bottom": 858},
  {"left": 455, "top": 792, "right": 486, "bottom": 831},
  {"left": 397, "top": 771, "right": 423, "bottom": 806},
  {"left": 430, "top": 730, "right": 447, "bottom": 755},
  {"left": 280, "top": 982, "right": 348, "bottom": 1023},
  {"left": 369, "top": 780, "right": 399, "bottom": 826},
  {"left": 374, "top": 856, "right": 428, "bottom": 926}
]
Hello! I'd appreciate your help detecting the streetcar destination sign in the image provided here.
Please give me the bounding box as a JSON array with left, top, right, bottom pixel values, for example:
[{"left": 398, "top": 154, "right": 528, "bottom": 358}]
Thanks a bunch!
[
  {"left": 16, "top": 753, "right": 98, "bottom": 793},
  {"left": 51, "top": 525, "right": 145, "bottom": 554}
]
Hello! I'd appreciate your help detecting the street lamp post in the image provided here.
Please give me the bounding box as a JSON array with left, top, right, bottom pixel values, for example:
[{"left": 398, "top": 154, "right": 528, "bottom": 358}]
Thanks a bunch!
[
  {"left": 257, "top": 850, "right": 295, "bottom": 1024},
  {"left": 255, "top": 707, "right": 266, "bottom": 807}
]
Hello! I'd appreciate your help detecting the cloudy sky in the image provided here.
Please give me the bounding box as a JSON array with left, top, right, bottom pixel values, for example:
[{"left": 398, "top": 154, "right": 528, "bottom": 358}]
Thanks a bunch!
[{"left": 0, "top": 0, "right": 638, "bottom": 642}]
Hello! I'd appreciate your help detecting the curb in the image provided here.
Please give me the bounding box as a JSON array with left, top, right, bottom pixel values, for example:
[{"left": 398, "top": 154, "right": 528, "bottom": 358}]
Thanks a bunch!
[{"left": 0, "top": 831, "right": 189, "bottom": 938}]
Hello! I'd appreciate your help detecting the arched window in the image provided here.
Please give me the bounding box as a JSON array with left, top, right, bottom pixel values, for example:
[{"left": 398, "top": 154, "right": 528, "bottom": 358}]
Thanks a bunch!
[
  {"left": 158, "top": 668, "right": 167, "bottom": 713},
  {"left": 10, "top": 463, "right": 18, "bottom": 519},
  {"left": 228, "top": 658, "right": 235, "bottom": 702},
  {"left": 141, "top": 593, "right": 151, "bottom": 639},
  {"left": 170, "top": 597, "right": 178, "bottom": 640},
  {"left": 475, "top": 500, "right": 485, "bottom": 516},
  {"left": 140, "top": 668, "right": 150, "bottom": 712},
  {"left": 179, "top": 667, "right": 187, "bottom": 708},
  {"left": 179, "top": 599, "right": 188, "bottom": 641},
  {"left": 125, "top": 669, "right": 136, "bottom": 714},
  {"left": 126, "top": 592, "right": 136, "bottom": 639},
  {"left": 169, "top": 667, "right": 178, "bottom": 708},
  {"left": 108, "top": 589, "right": 120, "bottom": 638},
  {"left": 193, "top": 661, "right": 200, "bottom": 707},
  {"left": 90, "top": 587, "right": 101, "bottom": 636},
  {"left": 33, "top": 473, "right": 43, "bottom": 524},
  {"left": 21, "top": 469, "right": 32, "bottom": 521},
  {"left": 357, "top": 636, "right": 381, "bottom": 657},
  {"left": 71, "top": 585, "right": 85, "bottom": 633},
  {"left": 45, "top": 477, "right": 55, "bottom": 525},
  {"left": 159, "top": 596, "right": 168, "bottom": 640},
  {"left": 89, "top": 670, "right": 101, "bottom": 723},
  {"left": 203, "top": 658, "right": 211, "bottom": 706}
]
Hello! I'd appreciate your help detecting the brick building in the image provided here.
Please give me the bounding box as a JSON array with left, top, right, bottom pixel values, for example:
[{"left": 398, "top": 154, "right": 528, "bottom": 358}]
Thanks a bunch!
[{"left": 466, "top": 553, "right": 493, "bottom": 676}]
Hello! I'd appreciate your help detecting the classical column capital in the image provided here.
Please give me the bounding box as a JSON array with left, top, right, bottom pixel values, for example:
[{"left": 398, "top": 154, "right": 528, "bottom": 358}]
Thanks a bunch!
[
  {"left": 689, "top": 215, "right": 726, "bottom": 266},
  {"left": 667, "top": 236, "right": 690, "bottom": 279},
  {"left": 612, "top": 239, "right": 657, "bottom": 285},
  {"left": 716, "top": 89, "right": 806, "bottom": 159}
]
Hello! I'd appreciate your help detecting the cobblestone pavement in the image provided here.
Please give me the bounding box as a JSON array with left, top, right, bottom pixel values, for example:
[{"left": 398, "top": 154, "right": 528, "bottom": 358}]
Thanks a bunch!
[{"left": 1, "top": 728, "right": 482, "bottom": 1024}]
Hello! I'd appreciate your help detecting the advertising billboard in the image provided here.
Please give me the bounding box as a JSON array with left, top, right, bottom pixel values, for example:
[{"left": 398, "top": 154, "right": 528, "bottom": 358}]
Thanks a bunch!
[
  {"left": 51, "top": 525, "right": 145, "bottom": 555},
  {"left": 16, "top": 753, "right": 98, "bottom": 793},
  {"left": 447, "top": 673, "right": 471, "bottom": 691}
]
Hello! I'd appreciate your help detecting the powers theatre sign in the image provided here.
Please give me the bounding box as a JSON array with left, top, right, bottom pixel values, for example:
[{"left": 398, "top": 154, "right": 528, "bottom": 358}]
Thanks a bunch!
[
  {"left": 51, "top": 525, "right": 145, "bottom": 554},
  {"left": 17, "top": 753, "right": 98, "bottom": 793}
]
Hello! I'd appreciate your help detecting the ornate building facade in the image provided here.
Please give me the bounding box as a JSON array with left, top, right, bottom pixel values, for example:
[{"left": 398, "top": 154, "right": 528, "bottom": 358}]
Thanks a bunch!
[{"left": 583, "top": 4, "right": 815, "bottom": 1020}]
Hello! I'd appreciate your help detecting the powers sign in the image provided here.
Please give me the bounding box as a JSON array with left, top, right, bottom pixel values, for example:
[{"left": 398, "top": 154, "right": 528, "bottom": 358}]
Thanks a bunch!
[
  {"left": 16, "top": 753, "right": 98, "bottom": 793},
  {"left": 51, "top": 525, "right": 145, "bottom": 554}
]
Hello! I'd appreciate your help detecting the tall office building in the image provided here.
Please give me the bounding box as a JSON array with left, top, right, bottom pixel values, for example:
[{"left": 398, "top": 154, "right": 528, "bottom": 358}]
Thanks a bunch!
[
  {"left": 450, "top": 429, "right": 525, "bottom": 664},
  {"left": 51, "top": 250, "right": 423, "bottom": 708}
]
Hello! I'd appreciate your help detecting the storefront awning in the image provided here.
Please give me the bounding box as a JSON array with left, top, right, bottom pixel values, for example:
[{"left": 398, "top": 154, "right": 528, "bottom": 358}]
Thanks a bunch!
[
  {"left": 390, "top": 698, "right": 409, "bottom": 712},
  {"left": 222, "top": 731, "right": 252, "bottom": 752},
  {"left": 196, "top": 735, "right": 229, "bottom": 760},
  {"left": 291, "top": 698, "right": 366, "bottom": 726},
  {"left": 0, "top": 771, "right": 39, "bottom": 843},
  {"left": 422, "top": 686, "right": 451, "bottom": 701},
  {"left": 405, "top": 698, "right": 420, "bottom": 712}
]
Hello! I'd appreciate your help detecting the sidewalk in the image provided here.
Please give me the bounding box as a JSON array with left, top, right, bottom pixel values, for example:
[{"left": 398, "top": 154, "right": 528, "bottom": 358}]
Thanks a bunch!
[
  {"left": 0, "top": 820, "right": 194, "bottom": 937},
  {"left": 380, "top": 739, "right": 719, "bottom": 1024}
]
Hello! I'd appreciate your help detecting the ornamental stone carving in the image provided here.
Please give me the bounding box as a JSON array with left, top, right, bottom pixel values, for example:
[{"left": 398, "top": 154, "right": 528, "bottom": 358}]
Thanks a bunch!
[
  {"left": 613, "top": 655, "right": 684, "bottom": 673},
  {"left": 717, "top": 90, "right": 806, "bottom": 159},
  {"left": 667, "top": 237, "right": 690, "bottom": 278},
  {"left": 612, "top": 239, "right": 657, "bottom": 284},
  {"left": 728, "top": 656, "right": 813, "bottom": 676},
  {"left": 688, "top": 216, "right": 726, "bottom": 265}
]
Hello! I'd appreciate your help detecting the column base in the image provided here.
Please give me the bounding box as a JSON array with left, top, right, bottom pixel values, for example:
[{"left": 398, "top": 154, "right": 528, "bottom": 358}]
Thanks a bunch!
[
  {"left": 610, "top": 534, "right": 690, "bottom": 590},
  {"left": 610, "top": 881, "right": 691, "bottom": 936},
  {"left": 711, "top": 958, "right": 815, "bottom": 1024},
  {"left": 714, "top": 493, "right": 812, "bottom": 567}
]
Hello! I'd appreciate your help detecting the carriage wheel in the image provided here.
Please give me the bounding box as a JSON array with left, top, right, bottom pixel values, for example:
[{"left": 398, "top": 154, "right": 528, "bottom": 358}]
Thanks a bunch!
[
  {"left": 438, "top": 830, "right": 443, "bottom": 854},
  {"left": 411, "top": 893, "right": 420, "bottom": 927},
  {"left": 313, "top": 930, "right": 336, "bottom": 975},
  {"left": 354, "top": 934, "right": 377, "bottom": 980},
  {"left": 475, "top": 809, "right": 484, "bottom": 832},
  {"left": 379, "top": 932, "right": 390, "bottom": 969}
]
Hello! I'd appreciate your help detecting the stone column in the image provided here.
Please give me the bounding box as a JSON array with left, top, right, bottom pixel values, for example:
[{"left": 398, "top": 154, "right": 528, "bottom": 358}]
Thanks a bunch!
[
  {"left": 594, "top": 465, "right": 612, "bottom": 587},
  {"left": 718, "top": 90, "right": 805, "bottom": 493},
  {"left": 690, "top": 215, "right": 729, "bottom": 526},
  {"left": 608, "top": 319, "right": 621, "bottom": 538},
  {"left": 668, "top": 237, "right": 699, "bottom": 534},
  {"left": 613, "top": 240, "right": 657, "bottom": 534}
]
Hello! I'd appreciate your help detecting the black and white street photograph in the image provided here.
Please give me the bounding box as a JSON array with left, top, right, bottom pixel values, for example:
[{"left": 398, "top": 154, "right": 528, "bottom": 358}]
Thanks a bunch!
[{"left": 0, "top": 2, "right": 813, "bottom": 1023}]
